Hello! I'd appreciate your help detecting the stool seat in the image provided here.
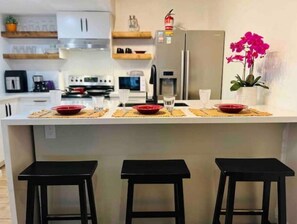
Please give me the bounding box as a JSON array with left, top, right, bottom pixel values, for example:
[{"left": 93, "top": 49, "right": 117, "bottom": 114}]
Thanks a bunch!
[
  {"left": 19, "top": 161, "right": 98, "bottom": 181},
  {"left": 216, "top": 158, "right": 295, "bottom": 177},
  {"left": 121, "top": 159, "right": 191, "bottom": 180},
  {"left": 18, "top": 161, "right": 98, "bottom": 224},
  {"left": 213, "top": 158, "right": 295, "bottom": 224},
  {"left": 121, "top": 159, "right": 191, "bottom": 224}
]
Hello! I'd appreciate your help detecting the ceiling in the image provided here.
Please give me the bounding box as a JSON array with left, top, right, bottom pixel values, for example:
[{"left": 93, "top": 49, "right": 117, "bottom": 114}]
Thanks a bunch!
[{"left": 0, "top": 0, "right": 113, "bottom": 14}]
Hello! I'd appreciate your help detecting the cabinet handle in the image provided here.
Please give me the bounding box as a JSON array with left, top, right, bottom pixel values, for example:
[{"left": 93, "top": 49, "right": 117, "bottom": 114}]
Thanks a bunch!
[
  {"left": 85, "top": 18, "right": 88, "bottom": 32},
  {"left": 8, "top": 104, "right": 12, "bottom": 116},
  {"left": 80, "top": 18, "right": 83, "bottom": 32},
  {"left": 33, "top": 99, "right": 47, "bottom": 103},
  {"left": 5, "top": 104, "right": 8, "bottom": 117}
]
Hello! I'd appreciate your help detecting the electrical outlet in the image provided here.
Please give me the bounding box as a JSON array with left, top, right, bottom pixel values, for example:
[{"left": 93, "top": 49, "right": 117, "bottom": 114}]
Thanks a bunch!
[{"left": 44, "top": 125, "right": 56, "bottom": 139}]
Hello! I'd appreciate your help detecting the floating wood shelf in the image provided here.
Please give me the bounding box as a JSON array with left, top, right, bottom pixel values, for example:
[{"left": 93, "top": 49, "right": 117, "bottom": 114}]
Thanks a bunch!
[
  {"left": 3, "top": 53, "right": 60, "bottom": 59},
  {"left": 1, "top": 31, "right": 58, "bottom": 38},
  {"left": 112, "top": 31, "right": 152, "bottom": 39},
  {"left": 112, "top": 53, "right": 152, "bottom": 60}
]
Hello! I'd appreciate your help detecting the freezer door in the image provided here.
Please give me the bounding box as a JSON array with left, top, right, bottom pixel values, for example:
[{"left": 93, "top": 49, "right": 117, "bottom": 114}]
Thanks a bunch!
[
  {"left": 155, "top": 30, "right": 186, "bottom": 100},
  {"left": 185, "top": 30, "right": 225, "bottom": 99}
]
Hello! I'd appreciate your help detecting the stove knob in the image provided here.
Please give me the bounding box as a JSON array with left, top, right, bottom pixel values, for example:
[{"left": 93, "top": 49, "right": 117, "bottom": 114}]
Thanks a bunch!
[
  {"left": 100, "top": 80, "right": 102, "bottom": 82},
  {"left": 80, "top": 79, "right": 83, "bottom": 82},
  {"left": 109, "top": 80, "right": 111, "bottom": 82},
  {"left": 75, "top": 79, "right": 78, "bottom": 82},
  {"left": 104, "top": 80, "right": 107, "bottom": 82}
]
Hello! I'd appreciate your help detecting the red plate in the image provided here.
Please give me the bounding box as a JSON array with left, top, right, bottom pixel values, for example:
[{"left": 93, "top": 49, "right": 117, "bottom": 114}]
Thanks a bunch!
[
  {"left": 133, "top": 104, "right": 163, "bottom": 114},
  {"left": 215, "top": 104, "right": 248, "bottom": 113},
  {"left": 51, "top": 105, "right": 85, "bottom": 115}
]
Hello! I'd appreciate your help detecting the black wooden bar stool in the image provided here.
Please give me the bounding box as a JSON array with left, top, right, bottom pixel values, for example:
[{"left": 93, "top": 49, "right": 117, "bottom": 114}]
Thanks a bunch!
[
  {"left": 212, "top": 158, "right": 295, "bottom": 224},
  {"left": 18, "top": 161, "right": 98, "bottom": 224},
  {"left": 121, "top": 159, "right": 191, "bottom": 224}
]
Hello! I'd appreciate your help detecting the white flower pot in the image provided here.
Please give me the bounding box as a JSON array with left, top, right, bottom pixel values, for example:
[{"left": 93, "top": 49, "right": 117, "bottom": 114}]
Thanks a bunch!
[{"left": 236, "top": 87, "right": 258, "bottom": 105}]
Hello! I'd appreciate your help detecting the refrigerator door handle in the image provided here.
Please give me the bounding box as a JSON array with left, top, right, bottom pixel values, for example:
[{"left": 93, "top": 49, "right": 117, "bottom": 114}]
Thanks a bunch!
[
  {"left": 185, "top": 50, "right": 190, "bottom": 100},
  {"left": 180, "top": 50, "right": 185, "bottom": 100}
]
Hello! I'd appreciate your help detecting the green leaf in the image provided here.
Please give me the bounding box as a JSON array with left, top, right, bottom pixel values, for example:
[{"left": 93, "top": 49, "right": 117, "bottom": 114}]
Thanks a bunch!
[
  {"left": 235, "top": 74, "right": 243, "bottom": 82},
  {"left": 246, "top": 74, "right": 255, "bottom": 86},
  {"left": 255, "top": 83, "right": 269, "bottom": 89},
  {"left": 230, "top": 82, "right": 241, "bottom": 91},
  {"left": 252, "top": 76, "right": 262, "bottom": 85}
]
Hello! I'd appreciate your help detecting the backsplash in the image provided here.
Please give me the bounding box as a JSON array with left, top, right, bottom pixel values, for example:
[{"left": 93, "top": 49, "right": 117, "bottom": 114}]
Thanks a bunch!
[{"left": 26, "top": 71, "right": 61, "bottom": 92}]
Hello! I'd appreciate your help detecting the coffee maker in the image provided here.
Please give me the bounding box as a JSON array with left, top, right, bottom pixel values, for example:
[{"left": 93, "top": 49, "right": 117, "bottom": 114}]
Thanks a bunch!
[{"left": 32, "top": 75, "right": 48, "bottom": 92}]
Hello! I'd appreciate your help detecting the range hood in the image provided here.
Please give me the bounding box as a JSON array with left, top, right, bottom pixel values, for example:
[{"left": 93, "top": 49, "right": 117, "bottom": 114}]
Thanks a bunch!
[
  {"left": 57, "top": 11, "right": 111, "bottom": 50},
  {"left": 57, "top": 38, "right": 110, "bottom": 50}
]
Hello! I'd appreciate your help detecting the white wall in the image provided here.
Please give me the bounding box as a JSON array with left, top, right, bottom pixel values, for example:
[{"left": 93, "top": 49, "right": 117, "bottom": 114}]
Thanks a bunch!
[{"left": 0, "top": 17, "right": 10, "bottom": 94}]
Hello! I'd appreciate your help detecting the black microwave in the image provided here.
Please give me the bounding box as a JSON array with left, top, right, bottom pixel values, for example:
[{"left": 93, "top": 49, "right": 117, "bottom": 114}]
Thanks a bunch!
[
  {"left": 118, "top": 76, "right": 146, "bottom": 91},
  {"left": 4, "top": 70, "right": 28, "bottom": 93}
]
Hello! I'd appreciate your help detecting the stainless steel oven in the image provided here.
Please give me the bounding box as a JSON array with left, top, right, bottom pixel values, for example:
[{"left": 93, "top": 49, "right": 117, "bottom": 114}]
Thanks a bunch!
[{"left": 62, "top": 75, "right": 114, "bottom": 98}]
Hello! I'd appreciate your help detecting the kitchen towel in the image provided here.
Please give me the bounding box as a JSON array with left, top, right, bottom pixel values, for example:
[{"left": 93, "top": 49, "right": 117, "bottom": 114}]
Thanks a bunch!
[
  {"left": 29, "top": 109, "right": 108, "bottom": 118},
  {"left": 112, "top": 108, "right": 185, "bottom": 117},
  {"left": 189, "top": 108, "right": 272, "bottom": 117}
]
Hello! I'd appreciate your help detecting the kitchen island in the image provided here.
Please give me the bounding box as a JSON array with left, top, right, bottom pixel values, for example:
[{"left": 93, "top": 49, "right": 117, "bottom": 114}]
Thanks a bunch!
[{"left": 2, "top": 100, "right": 297, "bottom": 224}]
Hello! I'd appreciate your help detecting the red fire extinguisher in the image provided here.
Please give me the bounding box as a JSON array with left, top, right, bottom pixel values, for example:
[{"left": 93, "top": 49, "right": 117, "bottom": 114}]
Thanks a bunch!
[{"left": 164, "top": 9, "right": 174, "bottom": 30}]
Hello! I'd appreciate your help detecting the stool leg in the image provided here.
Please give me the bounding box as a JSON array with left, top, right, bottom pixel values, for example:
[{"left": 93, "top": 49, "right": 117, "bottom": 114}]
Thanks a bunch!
[
  {"left": 86, "top": 178, "right": 98, "bottom": 224},
  {"left": 78, "top": 181, "right": 88, "bottom": 224},
  {"left": 212, "top": 172, "right": 227, "bottom": 224},
  {"left": 125, "top": 180, "right": 134, "bottom": 224},
  {"left": 225, "top": 177, "right": 236, "bottom": 224},
  {"left": 26, "top": 181, "right": 35, "bottom": 224},
  {"left": 174, "top": 180, "right": 185, "bottom": 224},
  {"left": 40, "top": 185, "right": 48, "bottom": 224},
  {"left": 261, "top": 181, "right": 271, "bottom": 224},
  {"left": 277, "top": 177, "right": 287, "bottom": 224}
]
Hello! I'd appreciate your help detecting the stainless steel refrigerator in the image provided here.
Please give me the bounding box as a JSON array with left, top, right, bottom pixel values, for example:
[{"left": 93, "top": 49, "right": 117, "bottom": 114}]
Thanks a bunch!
[{"left": 154, "top": 29, "right": 225, "bottom": 100}]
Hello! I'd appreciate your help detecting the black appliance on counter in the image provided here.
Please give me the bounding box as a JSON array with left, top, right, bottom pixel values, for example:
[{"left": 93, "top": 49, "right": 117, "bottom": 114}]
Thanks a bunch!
[
  {"left": 62, "top": 75, "right": 114, "bottom": 98},
  {"left": 4, "top": 70, "right": 28, "bottom": 93},
  {"left": 32, "top": 75, "right": 49, "bottom": 92}
]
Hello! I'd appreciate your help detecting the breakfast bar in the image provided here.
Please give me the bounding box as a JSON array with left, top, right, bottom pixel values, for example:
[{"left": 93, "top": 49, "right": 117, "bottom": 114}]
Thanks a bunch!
[{"left": 2, "top": 101, "right": 297, "bottom": 224}]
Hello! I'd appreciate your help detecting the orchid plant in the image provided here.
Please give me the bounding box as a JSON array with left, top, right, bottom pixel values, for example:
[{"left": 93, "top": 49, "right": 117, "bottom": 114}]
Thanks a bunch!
[{"left": 226, "top": 32, "right": 270, "bottom": 91}]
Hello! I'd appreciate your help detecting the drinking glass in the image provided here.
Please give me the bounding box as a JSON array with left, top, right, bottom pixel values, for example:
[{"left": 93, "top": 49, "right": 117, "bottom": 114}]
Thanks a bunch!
[
  {"left": 92, "top": 96, "right": 105, "bottom": 112},
  {"left": 50, "top": 90, "right": 62, "bottom": 106},
  {"left": 163, "top": 95, "right": 175, "bottom": 114},
  {"left": 199, "top": 89, "right": 211, "bottom": 109},
  {"left": 119, "top": 89, "right": 130, "bottom": 111}
]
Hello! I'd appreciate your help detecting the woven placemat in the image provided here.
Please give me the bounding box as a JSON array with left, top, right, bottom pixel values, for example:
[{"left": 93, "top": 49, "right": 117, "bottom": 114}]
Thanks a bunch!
[
  {"left": 112, "top": 108, "right": 185, "bottom": 117},
  {"left": 28, "top": 109, "right": 108, "bottom": 118},
  {"left": 189, "top": 108, "right": 272, "bottom": 117}
]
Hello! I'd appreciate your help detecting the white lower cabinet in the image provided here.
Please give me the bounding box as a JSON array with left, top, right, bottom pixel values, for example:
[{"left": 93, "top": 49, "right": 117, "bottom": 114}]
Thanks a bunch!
[
  {"left": 0, "top": 98, "right": 18, "bottom": 167},
  {"left": 18, "top": 97, "right": 50, "bottom": 113}
]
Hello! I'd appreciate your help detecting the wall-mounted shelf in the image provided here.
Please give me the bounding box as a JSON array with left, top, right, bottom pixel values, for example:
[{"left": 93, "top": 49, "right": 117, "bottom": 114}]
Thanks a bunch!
[
  {"left": 112, "top": 31, "right": 152, "bottom": 39},
  {"left": 1, "top": 31, "right": 58, "bottom": 38},
  {"left": 112, "top": 53, "right": 152, "bottom": 60},
  {"left": 3, "top": 53, "right": 60, "bottom": 59}
]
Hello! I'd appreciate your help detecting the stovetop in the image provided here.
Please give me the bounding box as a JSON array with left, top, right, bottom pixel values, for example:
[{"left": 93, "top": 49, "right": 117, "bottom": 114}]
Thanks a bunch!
[
  {"left": 62, "top": 93, "right": 91, "bottom": 98},
  {"left": 63, "top": 75, "right": 114, "bottom": 98}
]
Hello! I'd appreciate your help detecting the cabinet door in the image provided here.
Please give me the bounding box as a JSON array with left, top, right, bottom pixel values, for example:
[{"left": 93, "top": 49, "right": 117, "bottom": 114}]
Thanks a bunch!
[
  {"left": 57, "top": 12, "right": 110, "bottom": 39},
  {"left": 0, "top": 102, "right": 8, "bottom": 118},
  {"left": 18, "top": 97, "right": 50, "bottom": 113},
  {"left": 84, "top": 12, "right": 111, "bottom": 39},
  {"left": 57, "top": 12, "right": 86, "bottom": 39}
]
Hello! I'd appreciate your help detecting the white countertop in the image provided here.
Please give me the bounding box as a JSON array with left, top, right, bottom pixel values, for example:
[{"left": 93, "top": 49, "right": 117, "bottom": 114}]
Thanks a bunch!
[
  {"left": 2, "top": 100, "right": 297, "bottom": 125},
  {"left": 0, "top": 92, "right": 50, "bottom": 101}
]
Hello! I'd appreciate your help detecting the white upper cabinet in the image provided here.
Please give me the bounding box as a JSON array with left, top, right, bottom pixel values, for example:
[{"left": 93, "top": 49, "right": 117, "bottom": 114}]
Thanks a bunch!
[{"left": 57, "top": 11, "right": 111, "bottom": 39}]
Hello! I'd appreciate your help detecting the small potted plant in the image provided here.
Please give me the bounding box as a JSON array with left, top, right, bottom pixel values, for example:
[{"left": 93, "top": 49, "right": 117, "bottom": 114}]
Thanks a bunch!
[{"left": 5, "top": 15, "right": 18, "bottom": 32}]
